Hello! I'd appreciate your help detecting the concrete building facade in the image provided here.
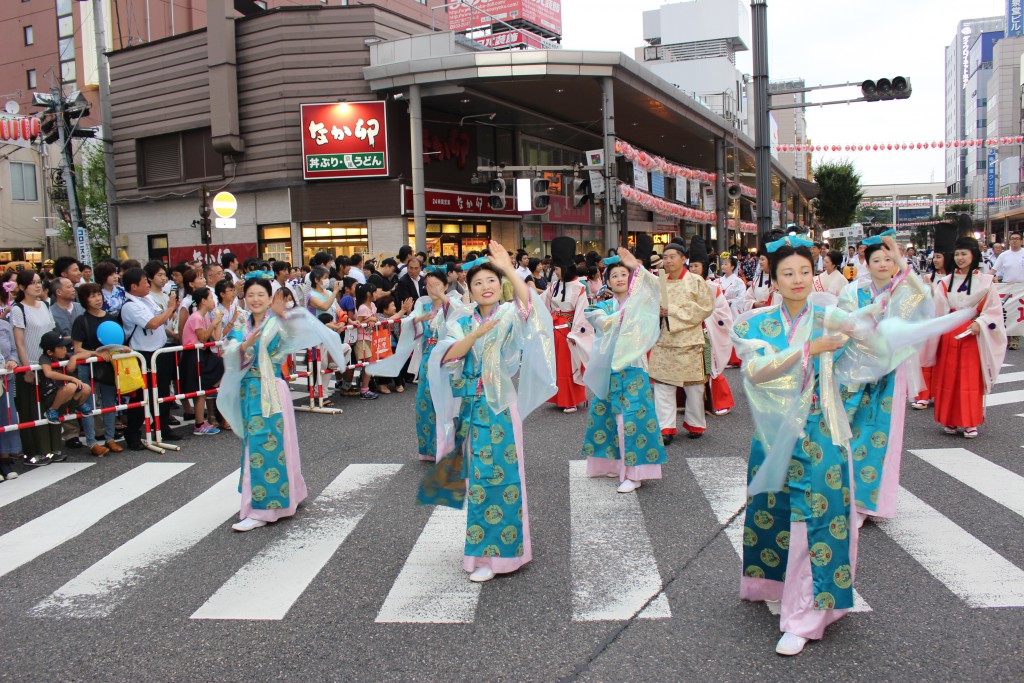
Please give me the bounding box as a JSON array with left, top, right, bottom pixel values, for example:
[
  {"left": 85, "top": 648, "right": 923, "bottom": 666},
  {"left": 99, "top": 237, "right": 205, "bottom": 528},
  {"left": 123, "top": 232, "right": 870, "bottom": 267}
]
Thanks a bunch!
[
  {"left": 768, "top": 80, "right": 810, "bottom": 181},
  {"left": 635, "top": 0, "right": 751, "bottom": 135}
]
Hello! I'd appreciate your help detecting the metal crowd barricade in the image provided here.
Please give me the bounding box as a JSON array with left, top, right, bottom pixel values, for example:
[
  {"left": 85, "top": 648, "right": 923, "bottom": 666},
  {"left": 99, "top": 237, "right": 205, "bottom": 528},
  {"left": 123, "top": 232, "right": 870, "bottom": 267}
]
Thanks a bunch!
[
  {"left": 0, "top": 350, "right": 166, "bottom": 454},
  {"left": 149, "top": 340, "right": 227, "bottom": 450}
]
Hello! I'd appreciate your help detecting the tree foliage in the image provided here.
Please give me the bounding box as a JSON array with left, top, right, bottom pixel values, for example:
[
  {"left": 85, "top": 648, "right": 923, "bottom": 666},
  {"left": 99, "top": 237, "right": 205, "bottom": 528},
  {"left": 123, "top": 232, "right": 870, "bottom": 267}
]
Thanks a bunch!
[
  {"left": 812, "top": 160, "right": 863, "bottom": 230},
  {"left": 54, "top": 142, "right": 111, "bottom": 263}
]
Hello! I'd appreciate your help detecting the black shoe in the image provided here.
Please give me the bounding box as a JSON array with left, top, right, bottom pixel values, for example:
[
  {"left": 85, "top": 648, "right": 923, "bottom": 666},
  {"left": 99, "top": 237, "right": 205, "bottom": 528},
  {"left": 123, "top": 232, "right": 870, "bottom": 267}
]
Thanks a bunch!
[
  {"left": 166, "top": 416, "right": 182, "bottom": 427},
  {"left": 115, "top": 428, "right": 126, "bottom": 439},
  {"left": 65, "top": 438, "right": 84, "bottom": 449},
  {"left": 687, "top": 431, "right": 703, "bottom": 440},
  {"left": 49, "top": 451, "right": 68, "bottom": 463},
  {"left": 161, "top": 430, "right": 184, "bottom": 442},
  {"left": 24, "top": 454, "right": 51, "bottom": 467},
  {"left": 127, "top": 441, "right": 148, "bottom": 451},
  {"left": 662, "top": 433, "right": 673, "bottom": 446}
]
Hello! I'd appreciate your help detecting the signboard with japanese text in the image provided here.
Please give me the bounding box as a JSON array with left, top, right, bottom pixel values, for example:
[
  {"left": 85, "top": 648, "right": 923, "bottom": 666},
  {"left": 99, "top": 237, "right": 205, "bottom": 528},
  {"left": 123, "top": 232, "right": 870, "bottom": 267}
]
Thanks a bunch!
[
  {"left": 998, "top": 283, "right": 1024, "bottom": 335},
  {"left": 545, "top": 195, "right": 592, "bottom": 225},
  {"left": 169, "top": 242, "right": 257, "bottom": 266},
  {"left": 688, "top": 181, "right": 700, "bottom": 206},
  {"left": 675, "top": 176, "right": 687, "bottom": 203},
  {"left": 474, "top": 28, "right": 554, "bottom": 50},
  {"left": 1011, "top": 0, "right": 1023, "bottom": 37},
  {"left": 75, "top": 226, "right": 93, "bottom": 268},
  {"left": 988, "top": 148, "right": 998, "bottom": 205},
  {"left": 650, "top": 171, "right": 665, "bottom": 198},
  {"left": 301, "top": 101, "right": 389, "bottom": 180},
  {"left": 632, "top": 164, "right": 649, "bottom": 192},
  {"left": 585, "top": 149, "right": 605, "bottom": 195},
  {"left": 402, "top": 186, "right": 538, "bottom": 218},
  {"left": 448, "top": 0, "right": 563, "bottom": 36}
]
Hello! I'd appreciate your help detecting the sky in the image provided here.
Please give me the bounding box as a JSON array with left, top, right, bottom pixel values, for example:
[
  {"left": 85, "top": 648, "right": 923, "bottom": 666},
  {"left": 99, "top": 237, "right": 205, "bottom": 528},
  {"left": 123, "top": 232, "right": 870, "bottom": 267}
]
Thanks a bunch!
[{"left": 559, "top": 0, "right": 1009, "bottom": 186}]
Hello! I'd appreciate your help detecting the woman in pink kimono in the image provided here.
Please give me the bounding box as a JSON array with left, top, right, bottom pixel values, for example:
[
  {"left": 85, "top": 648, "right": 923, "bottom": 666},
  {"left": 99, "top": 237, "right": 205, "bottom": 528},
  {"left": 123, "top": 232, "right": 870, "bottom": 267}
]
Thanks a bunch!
[{"left": 930, "top": 236, "right": 1007, "bottom": 438}]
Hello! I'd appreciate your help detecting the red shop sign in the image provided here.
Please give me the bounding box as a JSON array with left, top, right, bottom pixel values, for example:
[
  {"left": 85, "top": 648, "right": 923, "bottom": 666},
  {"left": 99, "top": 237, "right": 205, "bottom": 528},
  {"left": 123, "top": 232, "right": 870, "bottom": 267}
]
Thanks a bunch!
[
  {"left": 301, "top": 101, "right": 389, "bottom": 180},
  {"left": 545, "top": 195, "right": 592, "bottom": 225},
  {"left": 403, "top": 186, "right": 537, "bottom": 219},
  {"left": 169, "top": 242, "right": 257, "bottom": 266}
]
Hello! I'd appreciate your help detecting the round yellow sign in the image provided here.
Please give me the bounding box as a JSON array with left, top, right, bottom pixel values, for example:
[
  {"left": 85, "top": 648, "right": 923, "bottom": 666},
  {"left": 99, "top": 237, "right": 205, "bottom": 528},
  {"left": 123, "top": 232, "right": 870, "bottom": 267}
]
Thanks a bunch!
[{"left": 212, "top": 191, "right": 237, "bottom": 219}]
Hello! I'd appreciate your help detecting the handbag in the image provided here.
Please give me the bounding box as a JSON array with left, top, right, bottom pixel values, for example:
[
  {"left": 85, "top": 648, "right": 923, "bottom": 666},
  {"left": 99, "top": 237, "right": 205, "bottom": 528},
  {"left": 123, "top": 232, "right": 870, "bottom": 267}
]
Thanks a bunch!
[
  {"left": 371, "top": 325, "right": 392, "bottom": 360},
  {"left": 114, "top": 356, "right": 146, "bottom": 394}
]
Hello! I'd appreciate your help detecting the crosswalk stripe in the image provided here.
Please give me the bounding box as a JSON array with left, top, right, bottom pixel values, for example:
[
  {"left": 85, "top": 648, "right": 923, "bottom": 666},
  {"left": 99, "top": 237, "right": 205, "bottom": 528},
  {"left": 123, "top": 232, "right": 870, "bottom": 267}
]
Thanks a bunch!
[
  {"left": 985, "top": 389, "right": 1024, "bottom": 407},
  {"left": 877, "top": 487, "right": 1024, "bottom": 608},
  {"left": 191, "top": 463, "right": 402, "bottom": 621},
  {"left": 0, "top": 463, "right": 94, "bottom": 510},
  {"left": 910, "top": 449, "right": 1024, "bottom": 520},
  {"left": 0, "top": 463, "right": 192, "bottom": 581},
  {"left": 375, "top": 506, "right": 481, "bottom": 624},
  {"left": 568, "top": 461, "right": 670, "bottom": 621},
  {"left": 32, "top": 472, "right": 240, "bottom": 618},
  {"left": 994, "top": 371, "right": 1024, "bottom": 384},
  {"left": 686, "top": 457, "right": 871, "bottom": 613}
]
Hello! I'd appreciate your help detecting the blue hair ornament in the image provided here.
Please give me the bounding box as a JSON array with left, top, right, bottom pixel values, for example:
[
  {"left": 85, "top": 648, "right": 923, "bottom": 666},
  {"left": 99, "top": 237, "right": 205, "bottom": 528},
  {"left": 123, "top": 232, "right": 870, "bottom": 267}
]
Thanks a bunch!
[
  {"left": 861, "top": 228, "right": 897, "bottom": 246},
  {"left": 603, "top": 255, "right": 622, "bottom": 265},
  {"left": 245, "top": 270, "right": 274, "bottom": 280},
  {"left": 765, "top": 235, "right": 815, "bottom": 253},
  {"left": 461, "top": 256, "right": 490, "bottom": 271}
]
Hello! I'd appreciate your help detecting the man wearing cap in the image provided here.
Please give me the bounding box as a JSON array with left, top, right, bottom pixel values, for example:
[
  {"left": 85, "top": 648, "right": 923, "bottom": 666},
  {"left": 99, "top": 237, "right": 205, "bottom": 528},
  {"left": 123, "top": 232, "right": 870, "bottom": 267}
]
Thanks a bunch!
[{"left": 649, "top": 239, "right": 714, "bottom": 444}]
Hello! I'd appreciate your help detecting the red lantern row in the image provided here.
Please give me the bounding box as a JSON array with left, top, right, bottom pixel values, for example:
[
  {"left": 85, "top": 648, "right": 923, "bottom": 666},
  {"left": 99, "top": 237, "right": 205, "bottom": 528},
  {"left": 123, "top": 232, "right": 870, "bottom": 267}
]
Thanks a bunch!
[
  {"left": 619, "top": 183, "right": 717, "bottom": 223},
  {"left": 0, "top": 116, "right": 41, "bottom": 142},
  {"left": 777, "top": 136, "right": 1024, "bottom": 153},
  {"left": 859, "top": 193, "right": 1024, "bottom": 208},
  {"left": 615, "top": 139, "right": 716, "bottom": 183}
]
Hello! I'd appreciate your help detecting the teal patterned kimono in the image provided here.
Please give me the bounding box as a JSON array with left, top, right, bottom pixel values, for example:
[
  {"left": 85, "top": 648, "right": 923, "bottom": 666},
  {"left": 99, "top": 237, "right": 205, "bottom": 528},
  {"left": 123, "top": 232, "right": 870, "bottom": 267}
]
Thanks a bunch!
[
  {"left": 414, "top": 302, "right": 448, "bottom": 461},
  {"left": 419, "top": 293, "right": 556, "bottom": 572},
  {"left": 732, "top": 303, "right": 858, "bottom": 611},
  {"left": 239, "top": 331, "right": 294, "bottom": 511},
  {"left": 580, "top": 268, "right": 665, "bottom": 470}
]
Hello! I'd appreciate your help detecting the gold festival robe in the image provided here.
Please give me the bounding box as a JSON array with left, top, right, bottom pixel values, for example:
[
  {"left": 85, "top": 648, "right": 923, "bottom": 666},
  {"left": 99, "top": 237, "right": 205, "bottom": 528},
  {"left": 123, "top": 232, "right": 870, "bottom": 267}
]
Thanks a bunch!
[{"left": 648, "top": 269, "right": 714, "bottom": 387}]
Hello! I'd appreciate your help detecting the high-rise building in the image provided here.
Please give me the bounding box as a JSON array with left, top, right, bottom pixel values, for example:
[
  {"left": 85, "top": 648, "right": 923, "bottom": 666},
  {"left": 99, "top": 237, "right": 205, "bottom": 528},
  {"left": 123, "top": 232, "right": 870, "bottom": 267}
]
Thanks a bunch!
[
  {"left": 768, "top": 80, "right": 811, "bottom": 180},
  {"left": 636, "top": 0, "right": 751, "bottom": 134},
  {"left": 944, "top": 16, "right": 1004, "bottom": 197}
]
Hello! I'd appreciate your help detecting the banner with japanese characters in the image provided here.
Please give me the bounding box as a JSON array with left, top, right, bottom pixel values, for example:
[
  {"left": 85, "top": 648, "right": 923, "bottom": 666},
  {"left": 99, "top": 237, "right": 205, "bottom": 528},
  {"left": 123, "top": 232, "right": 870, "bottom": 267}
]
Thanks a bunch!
[
  {"left": 301, "top": 101, "right": 389, "bottom": 180},
  {"left": 997, "top": 282, "right": 1024, "bottom": 337}
]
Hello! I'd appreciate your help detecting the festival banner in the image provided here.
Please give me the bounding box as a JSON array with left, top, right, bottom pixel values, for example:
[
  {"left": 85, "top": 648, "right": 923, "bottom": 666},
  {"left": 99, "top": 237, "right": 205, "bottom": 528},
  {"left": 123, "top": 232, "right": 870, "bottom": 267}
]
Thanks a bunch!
[{"left": 998, "top": 282, "right": 1024, "bottom": 336}]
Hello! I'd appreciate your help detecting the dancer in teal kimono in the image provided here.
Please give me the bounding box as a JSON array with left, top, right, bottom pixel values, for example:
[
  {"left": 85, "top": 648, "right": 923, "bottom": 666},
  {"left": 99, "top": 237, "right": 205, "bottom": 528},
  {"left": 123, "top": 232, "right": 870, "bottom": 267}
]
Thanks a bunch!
[
  {"left": 836, "top": 233, "right": 933, "bottom": 521},
  {"left": 580, "top": 248, "right": 665, "bottom": 493},
  {"left": 419, "top": 241, "right": 556, "bottom": 583},
  {"left": 731, "top": 235, "right": 968, "bottom": 656},
  {"left": 371, "top": 268, "right": 462, "bottom": 462},
  {"left": 219, "top": 277, "right": 347, "bottom": 532}
]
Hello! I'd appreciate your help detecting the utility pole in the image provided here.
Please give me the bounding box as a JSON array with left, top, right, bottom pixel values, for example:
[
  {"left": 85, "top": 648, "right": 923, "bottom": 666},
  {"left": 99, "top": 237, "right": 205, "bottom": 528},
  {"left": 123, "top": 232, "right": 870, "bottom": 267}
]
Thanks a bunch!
[
  {"left": 53, "top": 88, "right": 92, "bottom": 268},
  {"left": 750, "top": 0, "right": 773, "bottom": 245},
  {"left": 91, "top": 0, "right": 119, "bottom": 259}
]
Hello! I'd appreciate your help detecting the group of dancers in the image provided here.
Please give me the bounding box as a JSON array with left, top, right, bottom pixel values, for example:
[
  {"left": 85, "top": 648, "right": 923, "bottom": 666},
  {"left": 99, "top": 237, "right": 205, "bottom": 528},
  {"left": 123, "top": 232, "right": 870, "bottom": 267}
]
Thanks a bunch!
[{"left": 215, "top": 228, "right": 1005, "bottom": 655}]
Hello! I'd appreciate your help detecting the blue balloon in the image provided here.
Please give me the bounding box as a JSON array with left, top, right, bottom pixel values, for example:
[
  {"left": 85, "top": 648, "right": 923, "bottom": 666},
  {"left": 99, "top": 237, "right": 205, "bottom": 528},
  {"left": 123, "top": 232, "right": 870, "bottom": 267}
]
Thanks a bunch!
[{"left": 96, "top": 320, "right": 125, "bottom": 347}]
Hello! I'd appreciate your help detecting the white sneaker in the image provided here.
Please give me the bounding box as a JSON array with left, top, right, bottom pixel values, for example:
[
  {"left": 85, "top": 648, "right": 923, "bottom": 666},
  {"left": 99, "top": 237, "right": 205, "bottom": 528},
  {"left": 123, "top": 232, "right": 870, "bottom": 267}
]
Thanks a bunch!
[
  {"left": 469, "top": 566, "right": 495, "bottom": 583},
  {"left": 4, "top": 471, "right": 17, "bottom": 480},
  {"left": 616, "top": 479, "right": 641, "bottom": 494},
  {"left": 231, "top": 517, "right": 267, "bottom": 532},
  {"left": 776, "top": 632, "right": 809, "bottom": 656}
]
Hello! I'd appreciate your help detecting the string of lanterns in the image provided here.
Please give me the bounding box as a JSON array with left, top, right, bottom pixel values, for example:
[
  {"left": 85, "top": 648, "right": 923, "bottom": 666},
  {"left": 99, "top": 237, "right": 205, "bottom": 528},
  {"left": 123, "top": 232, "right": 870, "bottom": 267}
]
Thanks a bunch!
[
  {"left": 615, "top": 139, "right": 717, "bottom": 183},
  {"left": 869, "top": 222, "right": 943, "bottom": 228},
  {"left": 618, "top": 184, "right": 717, "bottom": 223},
  {"left": 859, "top": 194, "right": 1024, "bottom": 208},
  {"left": 777, "top": 136, "right": 1024, "bottom": 153}
]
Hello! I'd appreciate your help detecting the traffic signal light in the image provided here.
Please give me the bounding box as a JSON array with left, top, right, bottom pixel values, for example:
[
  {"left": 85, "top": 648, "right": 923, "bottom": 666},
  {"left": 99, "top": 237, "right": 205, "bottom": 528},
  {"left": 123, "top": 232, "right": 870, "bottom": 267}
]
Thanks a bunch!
[
  {"left": 488, "top": 177, "right": 506, "bottom": 210},
  {"left": 572, "top": 176, "right": 591, "bottom": 209},
  {"left": 861, "top": 77, "right": 911, "bottom": 102},
  {"left": 531, "top": 178, "right": 550, "bottom": 210},
  {"left": 199, "top": 204, "right": 212, "bottom": 244},
  {"left": 40, "top": 115, "right": 60, "bottom": 145}
]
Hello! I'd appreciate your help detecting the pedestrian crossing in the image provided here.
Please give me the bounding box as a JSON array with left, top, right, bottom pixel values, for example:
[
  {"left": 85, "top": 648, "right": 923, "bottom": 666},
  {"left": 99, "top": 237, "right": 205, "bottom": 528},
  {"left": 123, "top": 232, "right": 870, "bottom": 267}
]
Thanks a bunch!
[
  {"left": 986, "top": 360, "right": 1024, "bottom": 408},
  {"left": 1, "top": 448, "right": 1022, "bottom": 625}
]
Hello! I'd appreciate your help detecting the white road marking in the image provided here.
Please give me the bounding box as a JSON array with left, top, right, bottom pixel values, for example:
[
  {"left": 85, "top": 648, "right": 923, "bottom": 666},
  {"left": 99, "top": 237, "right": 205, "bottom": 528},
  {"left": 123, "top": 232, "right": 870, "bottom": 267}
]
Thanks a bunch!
[
  {"left": 910, "top": 449, "right": 1024, "bottom": 520},
  {"left": 375, "top": 505, "right": 481, "bottom": 624},
  {"left": 191, "top": 463, "right": 401, "bottom": 621},
  {"left": 686, "top": 457, "right": 871, "bottom": 613},
  {"left": 994, "top": 371, "right": 1024, "bottom": 384},
  {"left": 985, "top": 389, "right": 1024, "bottom": 407},
  {"left": 0, "top": 463, "right": 192, "bottom": 580},
  {"left": 568, "top": 460, "right": 670, "bottom": 622},
  {"left": 32, "top": 472, "right": 239, "bottom": 618},
  {"left": 877, "top": 487, "right": 1024, "bottom": 608},
  {"left": 0, "top": 463, "right": 94, "bottom": 510}
]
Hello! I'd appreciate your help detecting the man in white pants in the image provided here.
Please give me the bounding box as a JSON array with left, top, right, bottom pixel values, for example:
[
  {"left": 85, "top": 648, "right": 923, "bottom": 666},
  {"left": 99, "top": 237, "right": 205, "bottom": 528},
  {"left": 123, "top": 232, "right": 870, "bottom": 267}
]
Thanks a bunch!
[{"left": 648, "top": 241, "right": 714, "bottom": 445}]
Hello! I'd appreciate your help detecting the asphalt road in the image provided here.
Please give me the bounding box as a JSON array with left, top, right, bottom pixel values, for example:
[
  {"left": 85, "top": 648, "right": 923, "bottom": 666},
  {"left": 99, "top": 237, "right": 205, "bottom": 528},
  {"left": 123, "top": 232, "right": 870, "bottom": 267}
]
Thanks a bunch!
[{"left": 0, "top": 355, "right": 1022, "bottom": 682}]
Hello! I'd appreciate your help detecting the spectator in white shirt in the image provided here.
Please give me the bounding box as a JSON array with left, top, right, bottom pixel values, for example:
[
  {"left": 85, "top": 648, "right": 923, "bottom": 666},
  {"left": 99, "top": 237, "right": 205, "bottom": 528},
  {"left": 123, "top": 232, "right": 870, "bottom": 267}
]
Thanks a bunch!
[
  {"left": 221, "top": 252, "right": 241, "bottom": 285},
  {"left": 347, "top": 253, "right": 367, "bottom": 284},
  {"left": 120, "top": 267, "right": 182, "bottom": 448},
  {"left": 515, "top": 251, "right": 532, "bottom": 280},
  {"left": 995, "top": 231, "right": 1024, "bottom": 351}
]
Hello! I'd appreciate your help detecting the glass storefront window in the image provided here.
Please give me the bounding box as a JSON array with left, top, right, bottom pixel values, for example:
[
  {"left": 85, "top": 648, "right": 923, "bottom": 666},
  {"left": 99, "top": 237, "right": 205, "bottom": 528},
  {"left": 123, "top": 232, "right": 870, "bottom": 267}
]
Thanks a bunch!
[
  {"left": 301, "top": 221, "right": 367, "bottom": 265},
  {"left": 259, "top": 224, "right": 293, "bottom": 264},
  {"left": 406, "top": 220, "right": 490, "bottom": 260}
]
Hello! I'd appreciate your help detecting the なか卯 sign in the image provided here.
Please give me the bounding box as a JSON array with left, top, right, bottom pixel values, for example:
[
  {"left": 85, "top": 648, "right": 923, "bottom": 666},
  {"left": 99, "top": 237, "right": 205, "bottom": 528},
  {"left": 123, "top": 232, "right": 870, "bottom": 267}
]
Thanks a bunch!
[{"left": 301, "top": 101, "right": 389, "bottom": 180}]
